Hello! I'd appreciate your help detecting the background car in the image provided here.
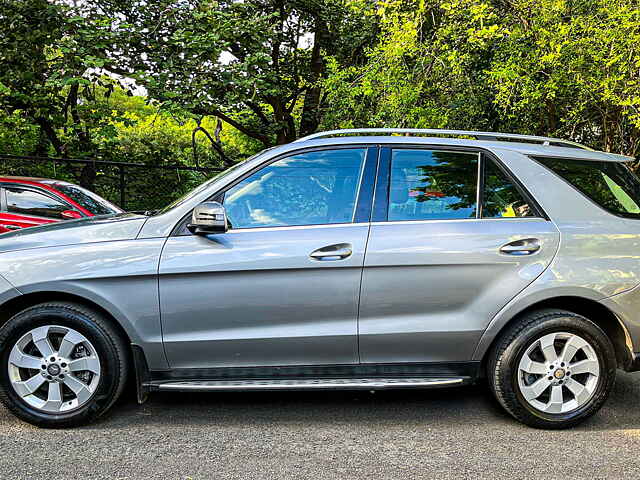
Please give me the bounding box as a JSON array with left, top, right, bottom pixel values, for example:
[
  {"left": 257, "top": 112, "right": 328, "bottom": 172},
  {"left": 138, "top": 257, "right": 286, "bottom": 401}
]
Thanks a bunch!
[{"left": 0, "top": 177, "right": 122, "bottom": 233}]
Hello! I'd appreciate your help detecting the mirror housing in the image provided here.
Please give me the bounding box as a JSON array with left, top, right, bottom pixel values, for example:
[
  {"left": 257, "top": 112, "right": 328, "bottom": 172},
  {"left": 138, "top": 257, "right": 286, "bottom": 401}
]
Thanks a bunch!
[{"left": 187, "top": 201, "right": 228, "bottom": 235}]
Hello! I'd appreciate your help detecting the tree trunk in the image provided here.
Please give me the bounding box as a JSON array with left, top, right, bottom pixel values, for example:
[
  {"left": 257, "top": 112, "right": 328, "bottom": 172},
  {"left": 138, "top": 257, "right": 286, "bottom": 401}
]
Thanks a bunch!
[{"left": 299, "top": 17, "right": 331, "bottom": 138}]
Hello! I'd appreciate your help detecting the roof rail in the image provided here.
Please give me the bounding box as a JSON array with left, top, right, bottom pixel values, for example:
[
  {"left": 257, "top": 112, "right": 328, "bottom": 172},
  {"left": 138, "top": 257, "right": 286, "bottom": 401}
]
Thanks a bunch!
[{"left": 294, "top": 128, "right": 591, "bottom": 150}]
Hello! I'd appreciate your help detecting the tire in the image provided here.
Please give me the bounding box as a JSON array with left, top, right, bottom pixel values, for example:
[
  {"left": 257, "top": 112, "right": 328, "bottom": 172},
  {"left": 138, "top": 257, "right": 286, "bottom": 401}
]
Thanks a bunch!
[
  {"left": 0, "top": 302, "right": 129, "bottom": 428},
  {"left": 488, "top": 309, "right": 616, "bottom": 429}
]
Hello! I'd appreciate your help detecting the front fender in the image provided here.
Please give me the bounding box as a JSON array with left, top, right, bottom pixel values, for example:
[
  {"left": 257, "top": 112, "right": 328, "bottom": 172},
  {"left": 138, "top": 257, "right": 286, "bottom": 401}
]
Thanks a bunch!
[{"left": 0, "top": 238, "right": 168, "bottom": 369}]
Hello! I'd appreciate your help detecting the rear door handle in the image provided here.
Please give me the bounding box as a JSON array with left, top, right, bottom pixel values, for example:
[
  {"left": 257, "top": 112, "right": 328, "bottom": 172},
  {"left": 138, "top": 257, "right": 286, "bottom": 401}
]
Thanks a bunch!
[
  {"left": 499, "top": 238, "right": 540, "bottom": 255},
  {"left": 309, "top": 243, "right": 353, "bottom": 261}
]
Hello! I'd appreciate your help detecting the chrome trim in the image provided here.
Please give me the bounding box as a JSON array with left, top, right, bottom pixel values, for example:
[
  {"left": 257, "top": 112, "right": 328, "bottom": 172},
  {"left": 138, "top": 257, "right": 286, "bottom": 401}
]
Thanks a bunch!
[
  {"left": 370, "top": 217, "right": 547, "bottom": 227},
  {"left": 227, "top": 222, "right": 370, "bottom": 233},
  {"left": 294, "top": 128, "right": 591, "bottom": 150}
]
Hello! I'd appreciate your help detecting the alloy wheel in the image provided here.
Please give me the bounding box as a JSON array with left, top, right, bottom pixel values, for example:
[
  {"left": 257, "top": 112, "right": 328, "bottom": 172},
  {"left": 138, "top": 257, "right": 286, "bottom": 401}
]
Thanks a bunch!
[
  {"left": 7, "top": 325, "right": 101, "bottom": 413},
  {"left": 517, "top": 331, "right": 600, "bottom": 414}
]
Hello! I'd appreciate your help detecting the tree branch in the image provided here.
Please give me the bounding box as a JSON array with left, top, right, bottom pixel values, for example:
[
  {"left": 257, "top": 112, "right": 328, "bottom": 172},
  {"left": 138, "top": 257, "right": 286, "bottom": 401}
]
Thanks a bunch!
[
  {"left": 194, "top": 108, "right": 272, "bottom": 146},
  {"left": 192, "top": 121, "right": 234, "bottom": 168},
  {"left": 246, "top": 101, "right": 271, "bottom": 127}
]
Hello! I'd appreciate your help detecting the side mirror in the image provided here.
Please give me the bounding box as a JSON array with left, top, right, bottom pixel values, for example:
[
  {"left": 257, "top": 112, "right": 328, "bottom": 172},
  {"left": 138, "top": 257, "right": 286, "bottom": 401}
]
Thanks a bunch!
[
  {"left": 61, "top": 210, "right": 83, "bottom": 220},
  {"left": 187, "top": 201, "right": 228, "bottom": 235}
]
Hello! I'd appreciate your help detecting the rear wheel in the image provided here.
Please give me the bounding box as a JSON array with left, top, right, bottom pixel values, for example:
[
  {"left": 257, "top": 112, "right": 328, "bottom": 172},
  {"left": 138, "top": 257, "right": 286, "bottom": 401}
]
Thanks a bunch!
[
  {"left": 489, "top": 309, "right": 616, "bottom": 429},
  {"left": 0, "top": 302, "right": 129, "bottom": 427}
]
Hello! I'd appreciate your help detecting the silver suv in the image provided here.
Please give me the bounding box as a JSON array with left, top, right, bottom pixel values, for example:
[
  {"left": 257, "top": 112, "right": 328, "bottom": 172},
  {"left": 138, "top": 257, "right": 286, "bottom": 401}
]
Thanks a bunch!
[{"left": 1, "top": 128, "right": 639, "bottom": 429}]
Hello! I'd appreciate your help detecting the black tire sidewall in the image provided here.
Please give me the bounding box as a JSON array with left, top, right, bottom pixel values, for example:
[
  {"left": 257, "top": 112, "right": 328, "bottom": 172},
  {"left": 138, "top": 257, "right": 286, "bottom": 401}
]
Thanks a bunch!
[
  {"left": 500, "top": 314, "right": 616, "bottom": 427},
  {"left": 0, "top": 305, "right": 122, "bottom": 427}
]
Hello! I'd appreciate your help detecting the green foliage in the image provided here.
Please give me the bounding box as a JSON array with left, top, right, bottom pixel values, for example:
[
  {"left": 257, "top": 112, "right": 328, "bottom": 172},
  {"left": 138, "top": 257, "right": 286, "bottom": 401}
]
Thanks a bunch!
[
  {"left": 323, "top": 0, "right": 500, "bottom": 130},
  {"left": 322, "top": 0, "right": 640, "bottom": 157},
  {"left": 486, "top": 0, "right": 640, "bottom": 154},
  {"left": 89, "top": 0, "right": 377, "bottom": 145}
]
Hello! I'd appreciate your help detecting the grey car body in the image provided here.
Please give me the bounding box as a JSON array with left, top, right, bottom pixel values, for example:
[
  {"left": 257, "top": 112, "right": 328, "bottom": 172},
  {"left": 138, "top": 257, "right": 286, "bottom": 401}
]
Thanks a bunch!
[{"left": 1, "top": 129, "right": 639, "bottom": 427}]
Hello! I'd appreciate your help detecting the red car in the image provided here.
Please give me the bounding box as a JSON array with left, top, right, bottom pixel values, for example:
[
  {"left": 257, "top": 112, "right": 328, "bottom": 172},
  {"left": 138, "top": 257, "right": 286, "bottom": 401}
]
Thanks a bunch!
[{"left": 0, "top": 176, "right": 122, "bottom": 233}]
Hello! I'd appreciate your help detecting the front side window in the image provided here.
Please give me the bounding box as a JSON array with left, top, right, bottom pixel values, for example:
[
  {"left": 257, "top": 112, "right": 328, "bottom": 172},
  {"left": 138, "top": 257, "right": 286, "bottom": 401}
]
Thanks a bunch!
[
  {"left": 388, "top": 149, "right": 478, "bottom": 221},
  {"left": 223, "top": 148, "right": 366, "bottom": 229},
  {"left": 482, "top": 159, "right": 535, "bottom": 218},
  {"left": 536, "top": 157, "right": 640, "bottom": 218},
  {"left": 5, "top": 187, "right": 69, "bottom": 219}
]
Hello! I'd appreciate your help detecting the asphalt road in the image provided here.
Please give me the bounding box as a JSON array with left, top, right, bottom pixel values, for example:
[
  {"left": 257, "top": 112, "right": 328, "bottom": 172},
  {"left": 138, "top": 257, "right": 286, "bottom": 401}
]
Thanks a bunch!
[{"left": 2, "top": 372, "right": 640, "bottom": 480}]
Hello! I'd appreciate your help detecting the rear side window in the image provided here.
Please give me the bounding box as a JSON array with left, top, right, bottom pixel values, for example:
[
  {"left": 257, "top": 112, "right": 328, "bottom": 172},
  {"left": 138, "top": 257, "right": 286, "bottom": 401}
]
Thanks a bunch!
[
  {"left": 536, "top": 157, "right": 640, "bottom": 218},
  {"left": 482, "top": 159, "right": 535, "bottom": 218},
  {"left": 388, "top": 150, "right": 479, "bottom": 221}
]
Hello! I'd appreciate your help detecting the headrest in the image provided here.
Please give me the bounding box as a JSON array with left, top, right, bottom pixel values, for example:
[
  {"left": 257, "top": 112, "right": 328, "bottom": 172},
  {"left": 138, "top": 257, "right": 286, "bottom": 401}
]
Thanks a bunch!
[{"left": 390, "top": 168, "right": 409, "bottom": 204}]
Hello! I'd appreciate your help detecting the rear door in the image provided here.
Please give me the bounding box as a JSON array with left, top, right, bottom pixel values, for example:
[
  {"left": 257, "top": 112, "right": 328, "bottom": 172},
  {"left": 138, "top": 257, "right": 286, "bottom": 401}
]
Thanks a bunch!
[
  {"left": 358, "top": 147, "right": 560, "bottom": 364},
  {"left": 0, "top": 185, "right": 70, "bottom": 233}
]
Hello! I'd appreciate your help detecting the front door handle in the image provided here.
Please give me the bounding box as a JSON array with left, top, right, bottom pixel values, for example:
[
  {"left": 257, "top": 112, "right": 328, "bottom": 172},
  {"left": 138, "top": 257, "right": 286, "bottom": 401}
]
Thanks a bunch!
[
  {"left": 500, "top": 238, "right": 541, "bottom": 255},
  {"left": 309, "top": 243, "right": 353, "bottom": 261},
  {"left": 1, "top": 225, "right": 21, "bottom": 231}
]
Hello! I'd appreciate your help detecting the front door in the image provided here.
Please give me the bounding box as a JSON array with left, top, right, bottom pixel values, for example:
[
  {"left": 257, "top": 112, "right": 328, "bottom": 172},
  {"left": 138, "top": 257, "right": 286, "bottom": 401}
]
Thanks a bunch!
[
  {"left": 358, "top": 147, "right": 560, "bottom": 364},
  {"left": 159, "top": 146, "right": 377, "bottom": 369}
]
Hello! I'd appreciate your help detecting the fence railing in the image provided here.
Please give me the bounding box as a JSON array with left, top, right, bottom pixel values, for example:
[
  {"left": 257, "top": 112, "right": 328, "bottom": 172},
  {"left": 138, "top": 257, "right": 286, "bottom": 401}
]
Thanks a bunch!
[{"left": 0, "top": 154, "right": 223, "bottom": 212}]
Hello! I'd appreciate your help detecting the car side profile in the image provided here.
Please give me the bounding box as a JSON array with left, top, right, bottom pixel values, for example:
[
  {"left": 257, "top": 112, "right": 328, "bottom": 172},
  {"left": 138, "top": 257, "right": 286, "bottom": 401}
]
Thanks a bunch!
[
  {"left": 0, "top": 176, "right": 122, "bottom": 233},
  {"left": 1, "top": 128, "right": 639, "bottom": 429}
]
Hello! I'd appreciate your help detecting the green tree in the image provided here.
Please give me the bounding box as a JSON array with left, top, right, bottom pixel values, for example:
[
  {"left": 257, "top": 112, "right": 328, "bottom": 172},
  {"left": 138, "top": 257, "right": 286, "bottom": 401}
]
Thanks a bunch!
[
  {"left": 322, "top": 0, "right": 640, "bottom": 157},
  {"left": 0, "top": 0, "right": 135, "bottom": 186},
  {"left": 91, "top": 0, "right": 377, "bottom": 146}
]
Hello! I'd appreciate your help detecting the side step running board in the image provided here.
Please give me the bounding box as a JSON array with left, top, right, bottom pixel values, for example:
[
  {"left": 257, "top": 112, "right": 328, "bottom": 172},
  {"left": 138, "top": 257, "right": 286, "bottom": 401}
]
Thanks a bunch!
[{"left": 148, "top": 377, "right": 467, "bottom": 392}]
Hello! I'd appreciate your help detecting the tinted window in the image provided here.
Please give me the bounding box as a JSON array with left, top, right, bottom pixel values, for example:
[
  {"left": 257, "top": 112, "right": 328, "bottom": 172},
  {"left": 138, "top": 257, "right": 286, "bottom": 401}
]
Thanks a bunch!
[
  {"left": 537, "top": 157, "right": 640, "bottom": 217},
  {"left": 5, "top": 188, "right": 69, "bottom": 219},
  {"left": 223, "top": 148, "right": 366, "bottom": 228},
  {"left": 54, "top": 183, "right": 120, "bottom": 215},
  {"left": 388, "top": 150, "right": 478, "bottom": 221},
  {"left": 483, "top": 159, "right": 535, "bottom": 218}
]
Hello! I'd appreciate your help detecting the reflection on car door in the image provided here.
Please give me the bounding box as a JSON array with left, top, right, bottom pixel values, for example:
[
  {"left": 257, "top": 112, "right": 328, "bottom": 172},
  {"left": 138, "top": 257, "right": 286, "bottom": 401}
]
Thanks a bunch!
[
  {"left": 158, "top": 147, "right": 377, "bottom": 369},
  {"left": 358, "top": 147, "right": 560, "bottom": 364}
]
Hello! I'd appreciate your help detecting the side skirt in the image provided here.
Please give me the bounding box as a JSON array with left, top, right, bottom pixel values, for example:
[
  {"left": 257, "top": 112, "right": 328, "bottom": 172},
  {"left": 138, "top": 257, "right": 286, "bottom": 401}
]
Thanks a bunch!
[{"left": 143, "top": 361, "right": 481, "bottom": 393}]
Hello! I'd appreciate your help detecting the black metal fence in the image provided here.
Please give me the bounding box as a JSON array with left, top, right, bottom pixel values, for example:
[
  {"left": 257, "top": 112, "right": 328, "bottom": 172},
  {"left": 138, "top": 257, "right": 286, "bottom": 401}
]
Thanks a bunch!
[{"left": 0, "top": 154, "right": 223, "bottom": 212}]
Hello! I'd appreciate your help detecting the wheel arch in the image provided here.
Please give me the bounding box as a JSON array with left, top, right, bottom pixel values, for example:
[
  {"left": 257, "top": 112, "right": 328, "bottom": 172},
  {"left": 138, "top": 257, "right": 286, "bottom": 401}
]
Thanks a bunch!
[
  {"left": 0, "top": 291, "right": 134, "bottom": 348},
  {"left": 476, "top": 295, "right": 633, "bottom": 374}
]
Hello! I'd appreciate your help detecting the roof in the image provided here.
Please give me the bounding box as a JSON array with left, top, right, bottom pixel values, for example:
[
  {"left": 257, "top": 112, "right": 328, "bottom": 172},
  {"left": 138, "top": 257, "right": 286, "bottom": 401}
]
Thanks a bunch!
[
  {"left": 0, "top": 176, "right": 73, "bottom": 185},
  {"left": 290, "top": 133, "right": 633, "bottom": 163}
]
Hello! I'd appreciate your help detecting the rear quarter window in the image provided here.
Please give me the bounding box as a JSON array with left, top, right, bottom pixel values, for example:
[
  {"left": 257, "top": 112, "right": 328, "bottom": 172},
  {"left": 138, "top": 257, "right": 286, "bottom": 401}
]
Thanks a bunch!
[{"left": 535, "top": 156, "right": 640, "bottom": 218}]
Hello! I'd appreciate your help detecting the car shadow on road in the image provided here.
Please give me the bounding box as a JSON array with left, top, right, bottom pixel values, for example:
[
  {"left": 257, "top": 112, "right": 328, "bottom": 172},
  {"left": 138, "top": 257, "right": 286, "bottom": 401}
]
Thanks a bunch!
[{"left": 77, "top": 371, "right": 640, "bottom": 432}]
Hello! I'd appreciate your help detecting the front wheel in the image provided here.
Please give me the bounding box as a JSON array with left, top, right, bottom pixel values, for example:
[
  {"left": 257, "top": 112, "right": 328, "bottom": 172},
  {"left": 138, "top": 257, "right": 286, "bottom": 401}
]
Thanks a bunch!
[
  {"left": 488, "top": 309, "right": 616, "bottom": 429},
  {"left": 0, "top": 302, "right": 129, "bottom": 427}
]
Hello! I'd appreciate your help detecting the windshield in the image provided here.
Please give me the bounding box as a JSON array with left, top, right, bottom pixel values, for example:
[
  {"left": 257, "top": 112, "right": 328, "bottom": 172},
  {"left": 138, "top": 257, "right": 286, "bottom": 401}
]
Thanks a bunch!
[
  {"left": 54, "top": 183, "right": 122, "bottom": 215},
  {"left": 155, "top": 149, "right": 272, "bottom": 215}
]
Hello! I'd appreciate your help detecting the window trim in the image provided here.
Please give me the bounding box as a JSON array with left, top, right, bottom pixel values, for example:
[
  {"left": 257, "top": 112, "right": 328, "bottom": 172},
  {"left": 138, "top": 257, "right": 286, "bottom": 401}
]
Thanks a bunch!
[
  {"left": 373, "top": 145, "right": 547, "bottom": 224},
  {"left": 172, "top": 145, "right": 378, "bottom": 236},
  {"left": 1, "top": 184, "right": 77, "bottom": 221}
]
